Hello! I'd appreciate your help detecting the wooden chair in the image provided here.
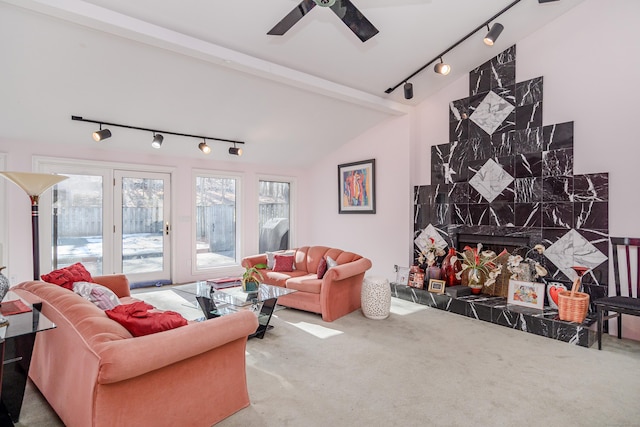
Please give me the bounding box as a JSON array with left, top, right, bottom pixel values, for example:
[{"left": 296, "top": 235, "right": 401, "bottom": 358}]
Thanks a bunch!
[{"left": 595, "top": 237, "right": 640, "bottom": 350}]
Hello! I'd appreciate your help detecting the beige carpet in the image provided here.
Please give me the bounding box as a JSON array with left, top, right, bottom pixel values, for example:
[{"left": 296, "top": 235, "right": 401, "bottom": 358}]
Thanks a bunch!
[{"left": 15, "top": 296, "right": 640, "bottom": 427}]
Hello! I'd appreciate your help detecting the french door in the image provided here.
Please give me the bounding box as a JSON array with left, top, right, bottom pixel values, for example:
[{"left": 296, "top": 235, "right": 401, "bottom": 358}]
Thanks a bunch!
[
  {"left": 42, "top": 166, "right": 171, "bottom": 287},
  {"left": 113, "top": 171, "right": 171, "bottom": 285}
]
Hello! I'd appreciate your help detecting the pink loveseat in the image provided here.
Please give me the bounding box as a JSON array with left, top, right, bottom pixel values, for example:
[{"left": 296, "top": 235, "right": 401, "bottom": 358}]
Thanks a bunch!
[
  {"left": 242, "top": 246, "right": 372, "bottom": 322},
  {"left": 12, "top": 275, "right": 258, "bottom": 427}
]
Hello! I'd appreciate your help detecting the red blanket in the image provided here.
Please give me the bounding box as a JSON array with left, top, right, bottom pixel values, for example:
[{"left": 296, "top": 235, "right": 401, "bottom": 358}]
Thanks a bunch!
[{"left": 106, "top": 301, "right": 187, "bottom": 337}]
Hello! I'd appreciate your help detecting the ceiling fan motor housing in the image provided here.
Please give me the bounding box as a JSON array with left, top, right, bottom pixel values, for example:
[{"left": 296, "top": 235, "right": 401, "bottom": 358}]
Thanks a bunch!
[{"left": 314, "top": 0, "right": 336, "bottom": 7}]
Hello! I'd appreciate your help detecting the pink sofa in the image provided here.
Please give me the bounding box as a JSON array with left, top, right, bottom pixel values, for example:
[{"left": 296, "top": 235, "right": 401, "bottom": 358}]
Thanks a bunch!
[
  {"left": 242, "top": 246, "right": 372, "bottom": 322},
  {"left": 12, "top": 275, "right": 258, "bottom": 427}
]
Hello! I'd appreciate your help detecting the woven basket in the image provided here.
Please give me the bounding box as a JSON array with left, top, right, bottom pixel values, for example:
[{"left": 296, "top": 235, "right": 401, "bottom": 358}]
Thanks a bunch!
[{"left": 557, "top": 278, "right": 589, "bottom": 323}]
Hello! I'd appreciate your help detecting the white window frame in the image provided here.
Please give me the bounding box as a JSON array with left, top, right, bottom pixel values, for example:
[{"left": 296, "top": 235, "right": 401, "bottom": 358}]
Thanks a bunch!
[{"left": 192, "top": 169, "right": 244, "bottom": 276}]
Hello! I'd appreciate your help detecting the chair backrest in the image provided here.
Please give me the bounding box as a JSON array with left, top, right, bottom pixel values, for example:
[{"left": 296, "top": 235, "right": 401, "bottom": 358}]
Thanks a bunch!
[{"left": 610, "top": 237, "right": 640, "bottom": 298}]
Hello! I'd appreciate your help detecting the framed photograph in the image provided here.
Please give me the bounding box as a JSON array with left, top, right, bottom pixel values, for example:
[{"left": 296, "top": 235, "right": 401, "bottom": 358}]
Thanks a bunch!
[
  {"left": 395, "top": 266, "right": 410, "bottom": 286},
  {"left": 338, "top": 158, "right": 376, "bottom": 214},
  {"left": 507, "top": 280, "right": 545, "bottom": 310},
  {"left": 428, "top": 279, "right": 446, "bottom": 294}
]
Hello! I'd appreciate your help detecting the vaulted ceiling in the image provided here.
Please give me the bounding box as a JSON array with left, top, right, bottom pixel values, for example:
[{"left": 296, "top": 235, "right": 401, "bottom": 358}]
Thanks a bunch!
[{"left": 0, "top": 0, "right": 584, "bottom": 166}]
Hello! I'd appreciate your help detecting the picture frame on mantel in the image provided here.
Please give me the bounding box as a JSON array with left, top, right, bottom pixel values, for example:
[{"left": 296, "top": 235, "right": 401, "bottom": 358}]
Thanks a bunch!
[
  {"left": 507, "top": 280, "right": 545, "bottom": 310},
  {"left": 338, "top": 158, "right": 376, "bottom": 214},
  {"left": 428, "top": 279, "right": 446, "bottom": 294}
]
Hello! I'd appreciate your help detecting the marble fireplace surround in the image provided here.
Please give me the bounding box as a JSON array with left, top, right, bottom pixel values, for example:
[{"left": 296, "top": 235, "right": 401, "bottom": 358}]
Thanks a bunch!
[{"left": 410, "top": 45, "right": 609, "bottom": 347}]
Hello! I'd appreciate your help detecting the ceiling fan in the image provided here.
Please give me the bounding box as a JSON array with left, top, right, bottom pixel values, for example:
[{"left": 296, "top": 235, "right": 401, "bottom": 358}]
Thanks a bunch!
[{"left": 268, "top": 0, "right": 379, "bottom": 43}]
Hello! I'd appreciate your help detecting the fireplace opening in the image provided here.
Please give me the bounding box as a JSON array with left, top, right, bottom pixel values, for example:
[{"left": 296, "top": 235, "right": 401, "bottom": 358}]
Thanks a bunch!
[{"left": 456, "top": 234, "right": 530, "bottom": 255}]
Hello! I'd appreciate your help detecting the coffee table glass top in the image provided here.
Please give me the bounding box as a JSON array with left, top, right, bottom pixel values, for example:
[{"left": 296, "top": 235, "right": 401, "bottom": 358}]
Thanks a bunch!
[{"left": 191, "top": 282, "right": 296, "bottom": 316}]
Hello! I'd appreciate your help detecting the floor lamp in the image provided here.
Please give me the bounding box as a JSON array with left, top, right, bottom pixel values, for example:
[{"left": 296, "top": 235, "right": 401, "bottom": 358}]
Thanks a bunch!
[{"left": 0, "top": 172, "right": 69, "bottom": 280}]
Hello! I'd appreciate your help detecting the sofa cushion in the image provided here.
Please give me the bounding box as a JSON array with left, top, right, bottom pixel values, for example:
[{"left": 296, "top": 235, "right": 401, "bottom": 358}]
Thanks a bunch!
[
  {"left": 317, "top": 257, "right": 328, "bottom": 279},
  {"left": 261, "top": 270, "right": 308, "bottom": 288},
  {"left": 326, "top": 255, "right": 338, "bottom": 269},
  {"left": 273, "top": 254, "right": 295, "bottom": 272},
  {"left": 73, "top": 281, "right": 120, "bottom": 310},
  {"left": 105, "top": 301, "right": 188, "bottom": 337},
  {"left": 41, "top": 262, "right": 94, "bottom": 290},
  {"left": 285, "top": 275, "right": 322, "bottom": 294}
]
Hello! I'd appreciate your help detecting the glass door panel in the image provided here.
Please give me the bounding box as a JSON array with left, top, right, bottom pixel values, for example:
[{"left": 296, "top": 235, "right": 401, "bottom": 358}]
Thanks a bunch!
[{"left": 258, "top": 180, "right": 290, "bottom": 253}]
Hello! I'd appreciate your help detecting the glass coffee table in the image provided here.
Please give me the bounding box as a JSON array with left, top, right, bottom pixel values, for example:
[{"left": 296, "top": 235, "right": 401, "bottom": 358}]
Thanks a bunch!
[{"left": 193, "top": 282, "right": 296, "bottom": 339}]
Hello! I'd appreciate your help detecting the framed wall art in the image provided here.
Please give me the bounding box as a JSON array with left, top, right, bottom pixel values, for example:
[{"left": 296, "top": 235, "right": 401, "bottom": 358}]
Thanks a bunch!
[
  {"left": 507, "top": 280, "right": 545, "bottom": 310},
  {"left": 428, "top": 279, "right": 446, "bottom": 294},
  {"left": 338, "top": 158, "right": 376, "bottom": 214}
]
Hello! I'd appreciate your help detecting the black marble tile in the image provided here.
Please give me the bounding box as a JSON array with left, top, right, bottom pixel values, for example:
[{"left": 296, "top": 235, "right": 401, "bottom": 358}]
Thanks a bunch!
[
  {"left": 488, "top": 202, "right": 515, "bottom": 226},
  {"left": 516, "top": 77, "right": 544, "bottom": 107},
  {"left": 467, "top": 301, "right": 493, "bottom": 322},
  {"left": 450, "top": 119, "right": 468, "bottom": 142},
  {"left": 450, "top": 183, "right": 470, "bottom": 203},
  {"left": 542, "top": 148, "right": 573, "bottom": 177},
  {"left": 512, "top": 127, "right": 543, "bottom": 155},
  {"left": 493, "top": 155, "right": 515, "bottom": 177},
  {"left": 451, "top": 203, "right": 469, "bottom": 225},
  {"left": 554, "top": 324, "right": 591, "bottom": 346},
  {"left": 450, "top": 98, "right": 470, "bottom": 122},
  {"left": 573, "top": 173, "right": 608, "bottom": 202},
  {"left": 490, "top": 59, "right": 516, "bottom": 89},
  {"left": 543, "top": 177, "right": 574, "bottom": 202},
  {"left": 516, "top": 102, "right": 543, "bottom": 130},
  {"left": 494, "top": 110, "right": 516, "bottom": 135},
  {"left": 543, "top": 121, "right": 574, "bottom": 151},
  {"left": 470, "top": 62, "right": 491, "bottom": 96},
  {"left": 494, "top": 45, "right": 516, "bottom": 65},
  {"left": 521, "top": 314, "right": 554, "bottom": 338},
  {"left": 414, "top": 203, "right": 431, "bottom": 231},
  {"left": 490, "top": 131, "right": 513, "bottom": 157},
  {"left": 515, "top": 203, "right": 542, "bottom": 227},
  {"left": 467, "top": 136, "right": 492, "bottom": 160},
  {"left": 491, "top": 85, "right": 516, "bottom": 106},
  {"left": 448, "top": 140, "right": 469, "bottom": 182},
  {"left": 414, "top": 185, "right": 430, "bottom": 205},
  {"left": 514, "top": 152, "right": 543, "bottom": 178},
  {"left": 432, "top": 183, "right": 450, "bottom": 204},
  {"left": 542, "top": 203, "right": 574, "bottom": 228},
  {"left": 514, "top": 177, "right": 542, "bottom": 203},
  {"left": 495, "top": 308, "right": 521, "bottom": 328},
  {"left": 446, "top": 297, "right": 468, "bottom": 316},
  {"left": 431, "top": 144, "right": 449, "bottom": 184},
  {"left": 469, "top": 204, "right": 490, "bottom": 225},
  {"left": 574, "top": 202, "right": 608, "bottom": 231},
  {"left": 435, "top": 203, "right": 451, "bottom": 226}
]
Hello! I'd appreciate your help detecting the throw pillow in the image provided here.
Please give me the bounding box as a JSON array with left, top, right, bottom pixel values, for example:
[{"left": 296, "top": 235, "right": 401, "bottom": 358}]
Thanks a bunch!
[
  {"left": 326, "top": 256, "right": 338, "bottom": 269},
  {"left": 105, "top": 301, "right": 188, "bottom": 337},
  {"left": 41, "top": 262, "right": 94, "bottom": 290},
  {"left": 273, "top": 254, "right": 295, "bottom": 272},
  {"left": 73, "top": 281, "right": 121, "bottom": 310},
  {"left": 266, "top": 251, "right": 276, "bottom": 269},
  {"left": 317, "top": 257, "right": 328, "bottom": 279}
]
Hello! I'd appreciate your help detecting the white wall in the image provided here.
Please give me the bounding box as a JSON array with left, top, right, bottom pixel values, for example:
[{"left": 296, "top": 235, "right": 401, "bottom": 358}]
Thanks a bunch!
[
  {"left": 303, "top": 113, "right": 413, "bottom": 281},
  {"left": 411, "top": 0, "right": 640, "bottom": 340}
]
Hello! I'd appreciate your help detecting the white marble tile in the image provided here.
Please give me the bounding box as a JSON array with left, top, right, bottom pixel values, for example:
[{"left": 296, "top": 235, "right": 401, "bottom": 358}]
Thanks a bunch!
[
  {"left": 544, "top": 229, "right": 608, "bottom": 280},
  {"left": 469, "top": 159, "right": 514, "bottom": 202},
  {"left": 470, "top": 91, "right": 515, "bottom": 135}
]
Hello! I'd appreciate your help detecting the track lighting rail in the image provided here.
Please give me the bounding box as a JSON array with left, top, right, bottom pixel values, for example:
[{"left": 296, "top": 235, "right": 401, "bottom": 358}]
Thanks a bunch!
[{"left": 384, "top": 0, "right": 522, "bottom": 96}]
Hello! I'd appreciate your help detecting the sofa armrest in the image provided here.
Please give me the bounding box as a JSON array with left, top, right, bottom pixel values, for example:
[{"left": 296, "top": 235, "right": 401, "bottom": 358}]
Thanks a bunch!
[
  {"left": 323, "top": 257, "right": 372, "bottom": 282},
  {"left": 94, "top": 310, "right": 258, "bottom": 384},
  {"left": 93, "top": 274, "right": 131, "bottom": 298},
  {"left": 242, "top": 254, "right": 268, "bottom": 269}
]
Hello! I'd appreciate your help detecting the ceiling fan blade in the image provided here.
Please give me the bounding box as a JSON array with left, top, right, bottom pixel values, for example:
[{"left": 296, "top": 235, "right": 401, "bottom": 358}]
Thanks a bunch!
[
  {"left": 330, "top": 0, "right": 379, "bottom": 42},
  {"left": 267, "top": 0, "right": 316, "bottom": 36}
]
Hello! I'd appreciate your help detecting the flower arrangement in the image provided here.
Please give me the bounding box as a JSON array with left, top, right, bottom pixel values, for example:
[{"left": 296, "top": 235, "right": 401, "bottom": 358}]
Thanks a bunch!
[
  {"left": 506, "top": 244, "right": 548, "bottom": 281},
  {"left": 417, "top": 237, "right": 446, "bottom": 267},
  {"left": 455, "top": 243, "right": 503, "bottom": 287}
]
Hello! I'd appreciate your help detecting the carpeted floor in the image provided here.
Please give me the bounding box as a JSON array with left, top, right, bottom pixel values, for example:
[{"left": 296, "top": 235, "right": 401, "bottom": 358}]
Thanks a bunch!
[{"left": 15, "top": 293, "right": 640, "bottom": 427}]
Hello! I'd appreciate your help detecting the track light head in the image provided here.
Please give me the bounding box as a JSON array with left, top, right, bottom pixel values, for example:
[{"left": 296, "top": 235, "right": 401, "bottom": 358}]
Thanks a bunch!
[
  {"left": 484, "top": 23, "right": 504, "bottom": 46},
  {"left": 313, "top": 0, "right": 336, "bottom": 7},
  {"left": 403, "top": 82, "right": 413, "bottom": 100},
  {"left": 151, "top": 133, "right": 163, "bottom": 149},
  {"left": 199, "top": 141, "right": 211, "bottom": 154},
  {"left": 434, "top": 58, "right": 451, "bottom": 75},
  {"left": 229, "top": 146, "right": 243, "bottom": 156},
  {"left": 92, "top": 126, "right": 112, "bottom": 142}
]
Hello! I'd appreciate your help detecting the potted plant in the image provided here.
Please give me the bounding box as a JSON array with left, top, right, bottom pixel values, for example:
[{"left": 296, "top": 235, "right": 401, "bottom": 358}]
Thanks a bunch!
[
  {"left": 456, "top": 244, "right": 503, "bottom": 294},
  {"left": 242, "top": 263, "right": 267, "bottom": 292}
]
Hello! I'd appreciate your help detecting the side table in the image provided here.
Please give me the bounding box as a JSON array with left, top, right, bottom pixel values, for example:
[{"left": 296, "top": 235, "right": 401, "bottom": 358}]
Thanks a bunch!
[{"left": 361, "top": 276, "right": 391, "bottom": 320}]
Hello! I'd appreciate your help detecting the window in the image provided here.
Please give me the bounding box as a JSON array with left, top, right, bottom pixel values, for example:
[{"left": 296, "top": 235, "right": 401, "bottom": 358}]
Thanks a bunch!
[
  {"left": 258, "top": 180, "right": 291, "bottom": 253},
  {"left": 194, "top": 173, "right": 240, "bottom": 270}
]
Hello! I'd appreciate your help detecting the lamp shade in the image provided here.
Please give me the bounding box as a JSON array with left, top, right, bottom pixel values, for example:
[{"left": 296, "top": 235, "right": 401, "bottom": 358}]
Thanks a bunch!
[{"left": 0, "top": 172, "right": 68, "bottom": 197}]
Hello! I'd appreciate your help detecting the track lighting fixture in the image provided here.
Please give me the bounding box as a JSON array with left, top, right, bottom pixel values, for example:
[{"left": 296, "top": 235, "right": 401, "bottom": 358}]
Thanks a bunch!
[
  {"left": 434, "top": 58, "right": 451, "bottom": 75},
  {"left": 92, "top": 125, "right": 111, "bottom": 142},
  {"left": 151, "top": 133, "right": 164, "bottom": 149},
  {"left": 229, "top": 144, "right": 243, "bottom": 156},
  {"left": 72, "top": 116, "right": 245, "bottom": 155},
  {"left": 385, "top": 0, "right": 524, "bottom": 97},
  {"left": 484, "top": 23, "right": 504, "bottom": 46},
  {"left": 403, "top": 82, "right": 413, "bottom": 100},
  {"left": 199, "top": 141, "right": 211, "bottom": 154}
]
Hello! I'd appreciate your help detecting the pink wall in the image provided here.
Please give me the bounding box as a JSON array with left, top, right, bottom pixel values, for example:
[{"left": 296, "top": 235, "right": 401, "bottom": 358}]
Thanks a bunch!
[
  {"left": 412, "top": 0, "right": 640, "bottom": 340},
  {"left": 303, "top": 114, "right": 413, "bottom": 279}
]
